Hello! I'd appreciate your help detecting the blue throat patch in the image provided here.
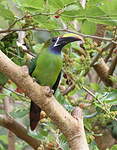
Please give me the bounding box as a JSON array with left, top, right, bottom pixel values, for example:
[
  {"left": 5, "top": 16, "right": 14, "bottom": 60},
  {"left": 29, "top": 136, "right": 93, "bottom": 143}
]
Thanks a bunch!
[{"left": 49, "top": 45, "right": 62, "bottom": 55}]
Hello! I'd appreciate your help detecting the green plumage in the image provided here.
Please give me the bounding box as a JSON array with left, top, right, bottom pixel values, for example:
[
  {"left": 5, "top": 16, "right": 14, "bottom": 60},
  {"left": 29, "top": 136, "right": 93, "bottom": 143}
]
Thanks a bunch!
[{"left": 32, "top": 48, "right": 62, "bottom": 86}]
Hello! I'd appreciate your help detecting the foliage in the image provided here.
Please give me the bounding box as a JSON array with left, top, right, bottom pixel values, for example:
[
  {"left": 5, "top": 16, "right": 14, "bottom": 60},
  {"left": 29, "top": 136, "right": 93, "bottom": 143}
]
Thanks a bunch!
[{"left": 0, "top": 0, "right": 117, "bottom": 149}]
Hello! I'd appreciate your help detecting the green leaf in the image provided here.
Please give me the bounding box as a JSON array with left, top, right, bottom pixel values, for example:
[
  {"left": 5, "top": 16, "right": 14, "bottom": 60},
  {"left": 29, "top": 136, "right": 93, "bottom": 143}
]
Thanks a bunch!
[
  {"left": 80, "top": 5, "right": 117, "bottom": 26},
  {"left": 101, "top": 90, "right": 117, "bottom": 105},
  {"left": 0, "top": 4, "right": 14, "bottom": 20},
  {"left": 49, "top": 0, "right": 78, "bottom": 10},
  {"left": 89, "top": 141, "right": 99, "bottom": 150},
  {"left": 81, "top": 20, "right": 96, "bottom": 34},
  {"left": 110, "top": 145, "right": 117, "bottom": 150},
  {"left": 0, "top": 94, "right": 6, "bottom": 100},
  {"left": 49, "top": 0, "right": 64, "bottom": 9},
  {"left": 0, "top": 135, "right": 8, "bottom": 144},
  {"left": 62, "top": 0, "right": 77, "bottom": 5},
  {"left": 58, "top": 134, "right": 69, "bottom": 150},
  {"left": 88, "top": 17, "right": 117, "bottom": 26},
  {"left": 84, "top": 6, "right": 105, "bottom": 17},
  {"left": 33, "top": 15, "right": 59, "bottom": 29},
  {"left": 15, "top": 0, "right": 44, "bottom": 10},
  {"left": 90, "top": 83, "right": 100, "bottom": 91},
  {"left": 99, "top": 0, "right": 117, "bottom": 25},
  {"left": 39, "top": 128, "right": 48, "bottom": 137},
  {"left": 0, "top": 17, "right": 9, "bottom": 28},
  {"left": 87, "top": 0, "right": 103, "bottom": 5},
  {"left": 11, "top": 109, "right": 29, "bottom": 118},
  {"left": 100, "top": 0, "right": 117, "bottom": 15},
  {"left": 62, "top": 4, "right": 81, "bottom": 16}
]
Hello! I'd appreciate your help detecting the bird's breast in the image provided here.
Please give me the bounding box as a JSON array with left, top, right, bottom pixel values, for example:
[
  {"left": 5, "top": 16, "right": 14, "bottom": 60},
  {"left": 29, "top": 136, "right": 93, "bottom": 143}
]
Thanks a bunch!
[{"left": 32, "top": 51, "right": 63, "bottom": 87}]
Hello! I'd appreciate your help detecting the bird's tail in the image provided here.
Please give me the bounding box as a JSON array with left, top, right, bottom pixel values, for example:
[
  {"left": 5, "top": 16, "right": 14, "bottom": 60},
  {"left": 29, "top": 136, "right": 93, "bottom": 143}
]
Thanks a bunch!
[{"left": 30, "top": 101, "right": 41, "bottom": 130}]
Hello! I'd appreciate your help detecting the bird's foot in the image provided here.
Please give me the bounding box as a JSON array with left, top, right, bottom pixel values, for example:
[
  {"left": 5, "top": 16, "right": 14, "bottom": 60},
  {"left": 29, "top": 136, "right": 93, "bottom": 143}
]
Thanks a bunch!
[
  {"left": 45, "top": 87, "right": 54, "bottom": 97},
  {"left": 32, "top": 77, "right": 37, "bottom": 82}
]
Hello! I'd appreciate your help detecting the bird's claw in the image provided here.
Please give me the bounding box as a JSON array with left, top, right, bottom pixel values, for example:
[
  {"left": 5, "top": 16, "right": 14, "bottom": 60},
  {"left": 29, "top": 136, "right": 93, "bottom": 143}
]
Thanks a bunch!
[
  {"left": 32, "top": 77, "right": 37, "bottom": 82},
  {"left": 45, "top": 87, "right": 54, "bottom": 97}
]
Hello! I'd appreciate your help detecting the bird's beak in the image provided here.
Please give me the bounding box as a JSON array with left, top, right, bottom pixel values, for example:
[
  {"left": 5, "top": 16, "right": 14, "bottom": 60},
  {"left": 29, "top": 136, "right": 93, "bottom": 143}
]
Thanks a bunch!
[{"left": 62, "top": 33, "right": 85, "bottom": 44}]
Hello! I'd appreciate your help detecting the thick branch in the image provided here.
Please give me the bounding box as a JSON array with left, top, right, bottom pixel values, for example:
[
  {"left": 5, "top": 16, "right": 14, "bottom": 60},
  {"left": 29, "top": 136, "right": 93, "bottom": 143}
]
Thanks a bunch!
[
  {"left": 0, "top": 115, "right": 41, "bottom": 150},
  {"left": 71, "top": 107, "right": 88, "bottom": 150},
  {"left": 0, "top": 50, "right": 89, "bottom": 150},
  {"left": 4, "top": 97, "right": 15, "bottom": 150}
]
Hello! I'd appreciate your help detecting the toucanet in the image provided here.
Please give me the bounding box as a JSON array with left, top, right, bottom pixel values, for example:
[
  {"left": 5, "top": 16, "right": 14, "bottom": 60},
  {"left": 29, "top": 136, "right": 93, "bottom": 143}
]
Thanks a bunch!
[{"left": 29, "top": 33, "right": 84, "bottom": 130}]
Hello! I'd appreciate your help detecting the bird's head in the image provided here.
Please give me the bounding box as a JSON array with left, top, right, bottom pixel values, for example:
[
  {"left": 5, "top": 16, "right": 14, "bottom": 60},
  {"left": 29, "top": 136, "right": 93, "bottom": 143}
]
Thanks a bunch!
[{"left": 50, "top": 33, "right": 84, "bottom": 54}]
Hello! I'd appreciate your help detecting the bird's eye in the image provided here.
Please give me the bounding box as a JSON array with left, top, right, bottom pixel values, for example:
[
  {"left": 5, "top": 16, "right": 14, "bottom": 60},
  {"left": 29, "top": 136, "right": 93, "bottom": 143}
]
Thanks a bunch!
[{"left": 52, "top": 38, "right": 56, "bottom": 43}]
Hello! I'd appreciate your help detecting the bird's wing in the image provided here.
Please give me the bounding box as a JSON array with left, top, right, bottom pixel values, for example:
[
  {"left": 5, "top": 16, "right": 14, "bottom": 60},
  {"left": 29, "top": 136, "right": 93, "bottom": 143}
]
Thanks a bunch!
[
  {"left": 29, "top": 56, "right": 41, "bottom": 130},
  {"left": 52, "top": 72, "right": 61, "bottom": 93},
  {"left": 28, "top": 57, "right": 37, "bottom": 75}
]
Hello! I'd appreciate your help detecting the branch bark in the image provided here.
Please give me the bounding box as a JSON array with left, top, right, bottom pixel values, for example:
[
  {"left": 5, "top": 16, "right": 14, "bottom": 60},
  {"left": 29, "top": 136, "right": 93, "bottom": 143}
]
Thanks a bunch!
[
  {"left": 4, "top": 96, "right": 15, "bottom": 150},
  {"left": 0, "top": 50, "right": 89, "bottom": 150},
  {"left": 93, "top": 58, "right": 113, "bottom": 86},
  {"left": 0, "top": 115, "right": 41, "bottom": 150},
  {"left": 108, "top": 54, "right": 117, "bottom": 75}
]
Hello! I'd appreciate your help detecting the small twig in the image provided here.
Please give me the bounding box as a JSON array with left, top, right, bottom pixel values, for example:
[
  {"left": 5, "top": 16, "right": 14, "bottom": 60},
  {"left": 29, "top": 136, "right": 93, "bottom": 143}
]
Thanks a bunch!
[
  {"left": 6, "top": 51, "right": 24, "bottom": 59},
  {"left": 16, "top": 42, "right": 36, "bottom": 57},
  {"left": 61, "top": 14, "right": 117, "bottom": 19},
  {"left": 84, "top": 112, "right": 97, "bottom": 119},
  {"left": 0, "top": 28, "right": 117, "bottom": 44},
  {"left": 0, "top": 27, "right": 49, "bottom": 34},
  {"left": 82, "top": 86, "right": 115, "bottom": 120},
  {"left": 31, "top": 12, "right": 55, "bottom": 17},
  {"left": 108, "top": 54, "right": 117, "bottom": 75},
  {"left": 104, "top": 48, "right": 114, "bottom": 63},
  {"left": 54, "top": 29, "right": 117, "bottom": 44},
  {"left": 21, "top": 48, "right": 36, "bottom": 57},
  {"left": 82, "top": 86, "right": 101, "bottom": 104},
  {"left": 105, "top": 32, "right": 117, "bottom": 62},
  {"left": 8, "top": 16, "right": 26, "bottom": 30},
  {"left": 8, "top": 13, "right": 55, "bottom": 29},
  {"left": 3, "top": 87, "right": 26, "bottom": 98},
  {"left": 62, "top": 84, "right": 75, "bottom": 96}
]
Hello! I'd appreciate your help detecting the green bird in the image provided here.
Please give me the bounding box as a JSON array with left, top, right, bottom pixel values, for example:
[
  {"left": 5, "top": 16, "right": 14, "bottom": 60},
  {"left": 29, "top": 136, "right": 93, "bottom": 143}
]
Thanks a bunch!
[{"left": 29, "top": 33, "right": 84, "bottom": 130}]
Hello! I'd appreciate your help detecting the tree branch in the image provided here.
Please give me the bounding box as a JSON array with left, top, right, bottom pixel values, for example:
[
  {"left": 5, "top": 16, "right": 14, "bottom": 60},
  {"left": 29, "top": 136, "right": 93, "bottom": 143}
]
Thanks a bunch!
[
  {"left": 93, "top": 58, "right": 113, "bottom": 86},
  {"left": 0, "top": 28, "right": 117, "bottom": 44},
  {"left": 108, "top": 54, "right": 117, "bottom": 75},
  {"left": 0, "top": 50, "right": 89, "bottom": 150},
  {"left": 4, "top": 96, "right": 15, "bottom": 150},
  {"left": 0, "top": 115, "right": 41, "bottom": 150},
  {"left": 70, "top": 107, "right": 88, "bottom": 150},
  {"left": 62, "top": 84, "right": 75, "bottom": 96}
]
